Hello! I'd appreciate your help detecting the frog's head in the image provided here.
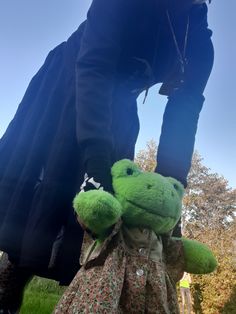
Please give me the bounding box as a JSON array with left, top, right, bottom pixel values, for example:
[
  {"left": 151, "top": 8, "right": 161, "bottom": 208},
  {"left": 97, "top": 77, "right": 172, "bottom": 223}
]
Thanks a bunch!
[{"left": 112, "top": 159, "right": 184, "bottom": 234}]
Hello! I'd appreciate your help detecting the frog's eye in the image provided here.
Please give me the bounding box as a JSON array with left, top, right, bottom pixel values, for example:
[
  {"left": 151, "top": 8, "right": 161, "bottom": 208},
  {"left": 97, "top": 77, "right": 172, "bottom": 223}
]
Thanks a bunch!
[
  {"left": 112, "top": 160, "right": 141, "bottom": 179},
  {"left": 173, "top": 183, "right": 179, "bottom": 191},
  {"left": 126, "top": 168, "right": 134, "bottom": 176},
  {"left": 166, "top": 177, "right": 184, "bottom": 198}
]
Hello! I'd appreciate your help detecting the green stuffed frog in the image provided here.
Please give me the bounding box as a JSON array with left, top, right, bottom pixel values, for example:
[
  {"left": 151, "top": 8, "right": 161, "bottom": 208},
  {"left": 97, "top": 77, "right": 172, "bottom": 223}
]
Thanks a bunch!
[{"left": 54, "top": 159, "right": 217, "bottom": 314}]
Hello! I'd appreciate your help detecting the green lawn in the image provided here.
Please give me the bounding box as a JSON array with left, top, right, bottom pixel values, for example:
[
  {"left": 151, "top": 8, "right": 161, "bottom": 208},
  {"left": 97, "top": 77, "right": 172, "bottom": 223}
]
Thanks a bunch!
[{"left": 20, "top": 277, "right": 65, "bottom": 314}]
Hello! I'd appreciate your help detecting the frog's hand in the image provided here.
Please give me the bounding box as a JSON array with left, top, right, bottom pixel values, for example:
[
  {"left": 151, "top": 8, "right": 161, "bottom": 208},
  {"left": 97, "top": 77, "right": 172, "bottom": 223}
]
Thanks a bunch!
[
  {"left": 180, "top": 238, "right": 217, "bottom": 274},
  {"left": 73, "top": 190, "right": 122, "bottom": 239}
]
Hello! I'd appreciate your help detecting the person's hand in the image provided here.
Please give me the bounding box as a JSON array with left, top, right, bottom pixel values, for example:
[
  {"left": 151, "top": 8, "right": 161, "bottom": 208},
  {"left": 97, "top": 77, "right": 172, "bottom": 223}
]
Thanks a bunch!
[{"left": 80, "top": 157, "right": 113, "bottom": 193}]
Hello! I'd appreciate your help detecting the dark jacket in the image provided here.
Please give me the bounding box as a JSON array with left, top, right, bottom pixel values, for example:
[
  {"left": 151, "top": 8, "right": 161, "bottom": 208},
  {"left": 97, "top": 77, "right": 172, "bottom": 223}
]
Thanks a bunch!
[
  {"left": 76, "top": 0, "right": 213, "bottom": 183},
  {"left": 0, "top": 0, "right": 213, "bottom": 284}
]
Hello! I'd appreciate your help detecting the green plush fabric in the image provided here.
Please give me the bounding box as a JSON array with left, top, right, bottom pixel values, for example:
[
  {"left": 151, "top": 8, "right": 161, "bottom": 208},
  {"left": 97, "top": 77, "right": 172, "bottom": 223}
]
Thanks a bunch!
[
  {"left": 73, "top": 190, "right": 122, "bottom": 240},
  {"left": 181, "top": 238, "right": 218, "bottom": 274},
  {"left": 73, "top": 159, "right": 217, "bottom": 274},
  {"left": 111, "top": 159, "right": 184, "bottom": 234}
]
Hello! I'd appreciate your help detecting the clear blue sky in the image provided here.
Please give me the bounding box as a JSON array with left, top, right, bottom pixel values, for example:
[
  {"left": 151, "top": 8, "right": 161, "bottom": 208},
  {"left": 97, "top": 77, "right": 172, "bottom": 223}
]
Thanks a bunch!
[{"left": 0, "top": 1, "right": 235, "bottom": 188}]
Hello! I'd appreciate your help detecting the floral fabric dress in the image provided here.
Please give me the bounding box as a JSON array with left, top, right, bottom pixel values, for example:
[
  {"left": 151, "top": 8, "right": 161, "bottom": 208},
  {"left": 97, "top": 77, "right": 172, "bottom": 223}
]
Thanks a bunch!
[{"left": 54, "top": 221, "right": 185, "bottom": 314}]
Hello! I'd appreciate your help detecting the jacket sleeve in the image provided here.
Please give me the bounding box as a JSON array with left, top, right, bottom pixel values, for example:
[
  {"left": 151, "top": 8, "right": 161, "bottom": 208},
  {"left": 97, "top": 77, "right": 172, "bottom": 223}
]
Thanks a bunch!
[
  {"left": 182, "top": 3, "right": 214, "bottom": 94},
  {"left": 156, "top": 4, "right": 214, "bottom": 187},
  {"left": 75, "top": 0, "right": 136, "bottom": 165}
]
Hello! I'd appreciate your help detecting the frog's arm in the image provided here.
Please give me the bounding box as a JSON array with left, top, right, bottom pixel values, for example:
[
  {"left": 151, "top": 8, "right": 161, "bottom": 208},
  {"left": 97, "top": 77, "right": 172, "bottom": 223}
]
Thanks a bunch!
[
  {"left": 174, "top": 238, "right": 217, "bottom": 274},
  {"left": 73, "top": 190, "right": 122, "bottom": 240}
]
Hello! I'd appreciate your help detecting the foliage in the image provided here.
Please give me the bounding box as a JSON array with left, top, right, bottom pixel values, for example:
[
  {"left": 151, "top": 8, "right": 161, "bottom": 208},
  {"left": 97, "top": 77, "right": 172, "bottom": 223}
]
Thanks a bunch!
[
  {"left": 183, "top": 152, "right": 236, "bottom": 313},
  {"left": 135, "top": 139, "right": 157, "bottom": 172},
  {"left": 183, "top": 152, "right": 236, "bottom": 233},
  {"left": 188, "top": 225, "right": 236, "bottom": 314}
]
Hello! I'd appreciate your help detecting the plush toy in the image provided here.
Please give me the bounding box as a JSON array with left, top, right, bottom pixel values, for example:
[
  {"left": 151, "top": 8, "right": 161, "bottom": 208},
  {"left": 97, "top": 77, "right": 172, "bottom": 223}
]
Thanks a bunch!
[{"left": 54, "top": 159, "right": 217, "bottom": 314}]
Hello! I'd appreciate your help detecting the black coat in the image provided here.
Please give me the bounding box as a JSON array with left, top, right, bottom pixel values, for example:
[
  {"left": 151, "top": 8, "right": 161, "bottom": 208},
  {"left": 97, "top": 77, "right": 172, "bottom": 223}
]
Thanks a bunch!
[{"left": 0, "top": 0, "right": 213, "bottom": 284}]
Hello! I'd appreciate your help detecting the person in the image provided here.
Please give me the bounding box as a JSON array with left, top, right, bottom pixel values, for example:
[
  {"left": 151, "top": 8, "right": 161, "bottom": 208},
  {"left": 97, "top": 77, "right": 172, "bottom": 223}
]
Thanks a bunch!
[
  {"left": 0, "top": 0, "right": 214, "bottom": 312},
  {"left": 180, "top": 272, "right": 192, "bottom": 314}
]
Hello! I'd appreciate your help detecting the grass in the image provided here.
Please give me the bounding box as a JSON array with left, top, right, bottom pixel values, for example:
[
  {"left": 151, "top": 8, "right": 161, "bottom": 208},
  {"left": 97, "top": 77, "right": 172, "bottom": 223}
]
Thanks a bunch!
[{"left": 20, "top": 277, "right": 66, "bottom": 314}]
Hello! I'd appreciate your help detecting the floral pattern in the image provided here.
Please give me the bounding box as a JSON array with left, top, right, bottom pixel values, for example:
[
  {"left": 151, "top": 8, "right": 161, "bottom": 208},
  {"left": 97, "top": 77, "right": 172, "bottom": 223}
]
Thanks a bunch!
[{"left": 54, "top": 224, "right": 184, "bottom": 314}]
